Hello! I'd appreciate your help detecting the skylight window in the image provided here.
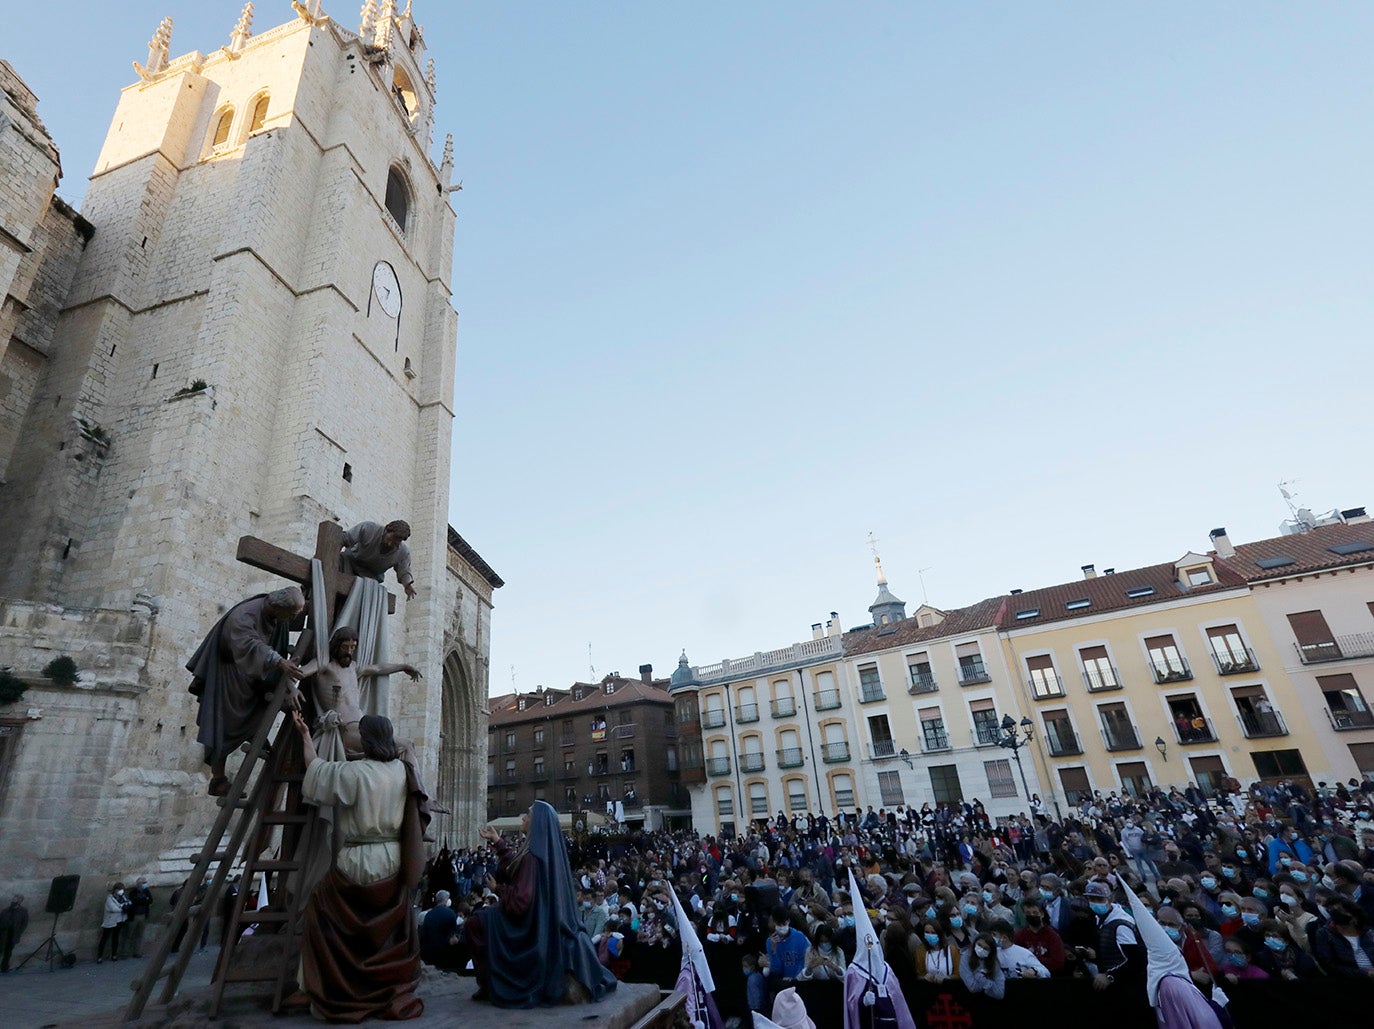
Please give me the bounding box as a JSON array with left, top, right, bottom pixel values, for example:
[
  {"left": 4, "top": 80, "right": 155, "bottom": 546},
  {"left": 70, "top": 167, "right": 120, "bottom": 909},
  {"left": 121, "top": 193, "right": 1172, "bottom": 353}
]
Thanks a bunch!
[
  {"left": 1015, "top": 608, "right": 1040, "bottom": 620},
  {"left": 1328, "top": 541, "right": 1374, "bottom": 556},
  {"left": 1125, "top": 586, "right": 1156, "bottom": 599},
  {"left": 1254, "top": 556, "right": 1296, "bottom": 570},
  {"left": 1066, "top": 598, "right": 1091, "bottom": 611}
]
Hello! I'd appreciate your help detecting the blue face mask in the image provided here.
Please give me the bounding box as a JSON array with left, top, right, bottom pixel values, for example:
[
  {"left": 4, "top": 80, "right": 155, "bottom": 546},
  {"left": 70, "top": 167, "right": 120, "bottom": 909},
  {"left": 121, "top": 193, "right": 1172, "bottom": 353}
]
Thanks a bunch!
[
  {"left": 1090, "top": 902, "right": 1110, "bottom": 916},
  {"left": 1221, "top": 903, "right": 1238, "bottom": 917},
  {"left": 1221, "top": 868, "right": 1237, "bottom": 879},
  {"left": 840, "top": 916, "right": 855, "bottom": 928},
  {"left": 1225, "top": 953, "right": 1247, "bottom": 967},
  {"left": 926, "top": 906, "right": 939, "bottom": 920},
  {"left": 948, "top": 916, "right": 963, "bottom": 928},
  {"left": 1040, "top": 889, "right": 1054, "bottom": 899},
  {"left": 1291, "top": 872, "right": 1309, "bottom": 884},
  {"left": 963, "top": 904, "right": 979, "bottom": 916},
  {"left": 1253, "top": 889, "right": 1269, "bottom": 899},
  {"left": 1242, "top": 912, "right": 1260, "bottom": 927},
  {"left": 1264, "top": 937, "right": 1286, "bottom": 952},
  {"left": 1200, "top": 877, "right": 1218, "bottom": 890},
  {"left": 924, "top": 933, "right": 940, "bottom": 947},
  {"left": 1236, "top": 849, "right": 1248, "bottom": 859},
  {"left": 1164, "top": 926, "right": 1182, "bottom": 941}
]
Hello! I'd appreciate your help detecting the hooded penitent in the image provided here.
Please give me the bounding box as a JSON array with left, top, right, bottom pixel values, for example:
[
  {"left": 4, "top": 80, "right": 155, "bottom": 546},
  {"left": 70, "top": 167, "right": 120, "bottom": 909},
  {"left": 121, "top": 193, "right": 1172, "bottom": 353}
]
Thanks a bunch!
[
  {"left": 1121, "top": 884, "right": 1224, "bottom": 1029},
  {"left": 670, "top": 886, "right": 722, "bottom": 1029},
  {"left": 843, "top": 870, "right": 918, "bottom": 1029}
]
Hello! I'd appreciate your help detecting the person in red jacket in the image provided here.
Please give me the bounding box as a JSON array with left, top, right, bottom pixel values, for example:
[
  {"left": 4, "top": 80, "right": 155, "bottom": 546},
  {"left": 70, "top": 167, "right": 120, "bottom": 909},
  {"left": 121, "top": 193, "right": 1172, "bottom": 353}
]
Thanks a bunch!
[{"left": 1013, "top": 899, "right": 1066, "bottom": 975}]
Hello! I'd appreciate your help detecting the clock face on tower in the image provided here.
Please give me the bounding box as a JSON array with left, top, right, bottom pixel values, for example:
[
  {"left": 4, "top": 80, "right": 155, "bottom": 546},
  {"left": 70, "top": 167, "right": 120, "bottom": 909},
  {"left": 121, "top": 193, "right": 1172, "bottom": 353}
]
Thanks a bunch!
[{"left": 371, "top": 261, "right": 402, "bottom": 318}]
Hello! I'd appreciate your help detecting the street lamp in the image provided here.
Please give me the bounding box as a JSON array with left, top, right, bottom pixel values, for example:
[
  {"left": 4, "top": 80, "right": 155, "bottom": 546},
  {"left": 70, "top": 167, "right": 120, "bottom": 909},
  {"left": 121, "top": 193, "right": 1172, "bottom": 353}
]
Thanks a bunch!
[
  {"left": 997, "top": 714, "right": 1035, "bottom": 802},
  {"left": 899, "top": 747, "right": 913, "bottom": 770},
  {"left": 1154, "top": 736, "right": 1168, "bottom": 760}
]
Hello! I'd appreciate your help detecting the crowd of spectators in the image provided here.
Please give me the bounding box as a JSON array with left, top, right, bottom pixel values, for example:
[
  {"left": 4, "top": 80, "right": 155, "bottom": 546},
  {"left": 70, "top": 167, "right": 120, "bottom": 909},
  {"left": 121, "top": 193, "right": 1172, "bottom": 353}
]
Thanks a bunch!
[{"left": 422, "top": 776, "right": 1374, "bottom": 1024}]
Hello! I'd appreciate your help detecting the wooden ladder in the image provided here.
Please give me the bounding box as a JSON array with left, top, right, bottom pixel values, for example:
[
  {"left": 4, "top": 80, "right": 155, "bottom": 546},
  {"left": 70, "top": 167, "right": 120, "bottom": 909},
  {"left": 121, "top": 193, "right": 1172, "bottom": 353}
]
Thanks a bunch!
[{"left": 124, "top": 631, "right": 313, "bottom": 1022}]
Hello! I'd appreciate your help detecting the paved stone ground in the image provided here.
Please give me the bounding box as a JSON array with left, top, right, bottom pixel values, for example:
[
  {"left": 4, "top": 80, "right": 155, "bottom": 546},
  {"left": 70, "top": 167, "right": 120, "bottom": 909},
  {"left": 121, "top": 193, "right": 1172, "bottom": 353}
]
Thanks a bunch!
[{"left": 0, "top": 946, "right": 665, "bottom": 1028}]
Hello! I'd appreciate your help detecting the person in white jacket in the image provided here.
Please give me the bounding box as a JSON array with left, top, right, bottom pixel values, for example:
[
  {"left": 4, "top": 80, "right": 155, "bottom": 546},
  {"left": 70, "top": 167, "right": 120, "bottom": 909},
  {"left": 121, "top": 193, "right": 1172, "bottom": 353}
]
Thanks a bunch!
[
  {"left": 989, "top": 920, "right": 1050, "bottom": 978},
  {"left": 96, "top": 882, "right": 129, "bottom": 963}
]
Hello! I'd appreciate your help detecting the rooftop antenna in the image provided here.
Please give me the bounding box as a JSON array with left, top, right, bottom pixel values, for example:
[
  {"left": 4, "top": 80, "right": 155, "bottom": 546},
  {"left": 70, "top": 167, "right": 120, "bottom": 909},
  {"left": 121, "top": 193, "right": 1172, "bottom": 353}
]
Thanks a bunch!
[
  {"left": 1278, "top": 479, "right": 1314, "bottom": 531},
  {"left": 918, "top": 566, "right": 934, "bottom": 606},
  {"left": 510, "top": 664, "right": 516, "bottom": 692},
  {"left": 588, "top": 642, "right": 596, "bottom": 682}
]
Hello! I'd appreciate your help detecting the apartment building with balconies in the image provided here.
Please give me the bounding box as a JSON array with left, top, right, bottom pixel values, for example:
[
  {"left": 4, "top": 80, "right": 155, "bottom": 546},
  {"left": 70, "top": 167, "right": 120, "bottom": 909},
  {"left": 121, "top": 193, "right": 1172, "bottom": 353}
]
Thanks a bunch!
[
  {"left": 1219, "top": 514, "right": 1374, "bottom": 782},
  {"left": 838, "top": 589, "right": 1044, "bottom": 820},
  {"left": 997, "top": 546, "right": 1322, "bottom": 813},
  {"left": 486, "top": 667, "right": 689, "bottom": 830},
  {"left": 668, "top": 616, "right": 864, "bottom": 837}
]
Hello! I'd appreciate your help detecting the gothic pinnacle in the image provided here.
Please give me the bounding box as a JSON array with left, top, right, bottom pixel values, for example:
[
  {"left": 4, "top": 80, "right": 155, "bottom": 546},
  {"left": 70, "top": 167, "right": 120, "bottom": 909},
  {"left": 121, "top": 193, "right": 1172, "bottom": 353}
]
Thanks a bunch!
[
  {"left": 374, "top": 0, "right": 397, "bottom": 50},
  {"left": 134, "top": 16, "right": 173, "bottom": 80},
  {"left": 229, "top": 3, "right": 254, "bottom": 53},
  {"left": 359, "top": 0, "right": 378, "bottom": 40}
]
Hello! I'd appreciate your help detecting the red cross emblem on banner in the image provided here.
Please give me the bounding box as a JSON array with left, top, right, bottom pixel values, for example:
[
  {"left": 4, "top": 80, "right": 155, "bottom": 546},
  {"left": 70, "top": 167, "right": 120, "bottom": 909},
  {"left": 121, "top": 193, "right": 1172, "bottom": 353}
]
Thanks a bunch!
[{"left": 926, "top": 993, "right": 973, "bottom": 1029}]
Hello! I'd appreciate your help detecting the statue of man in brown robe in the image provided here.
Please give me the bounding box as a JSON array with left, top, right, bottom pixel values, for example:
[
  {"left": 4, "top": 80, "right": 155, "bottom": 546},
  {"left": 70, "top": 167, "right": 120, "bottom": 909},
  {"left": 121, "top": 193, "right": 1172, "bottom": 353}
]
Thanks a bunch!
[
  {"left": 187, "top": 586, "right": 306, "bottom": 795},
  {"left": 341, "top": 520, "right": 417, "bottom": 600}
]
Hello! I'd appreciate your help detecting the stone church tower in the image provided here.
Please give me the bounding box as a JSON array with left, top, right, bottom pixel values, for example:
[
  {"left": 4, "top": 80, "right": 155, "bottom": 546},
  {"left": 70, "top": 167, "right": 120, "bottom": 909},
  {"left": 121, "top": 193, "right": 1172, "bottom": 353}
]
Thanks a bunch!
[{"left": 0, "top": 2, "right": 495, "bottom": 935}]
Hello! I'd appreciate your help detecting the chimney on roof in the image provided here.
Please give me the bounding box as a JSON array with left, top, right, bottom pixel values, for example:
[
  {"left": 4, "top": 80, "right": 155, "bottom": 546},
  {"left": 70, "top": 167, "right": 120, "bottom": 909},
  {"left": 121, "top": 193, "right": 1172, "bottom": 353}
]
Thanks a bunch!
[
  {"left": 811, "top": 622, "right": 824, "bottom": 641},
  {"left": 1081, "top": 564, "right": 1097, "bottom": 580},
  {"left": 1342, "top": 506, "right": 1370, "bottom": 525},
  {"left": 1103, "top": 568, "right": 1115, "bottom": 575},
  {"left": 639, "top": 664, "right": 653, "bottom": 684},
  {"left": 1209, "top": 527, "right": 1236, "bottom": 558},
  {"left": 1010, "top": 589, "right": 1023, "bottom": 595},
  {"left": 826, "top": 611, "right": 841, "bottom": 638}
]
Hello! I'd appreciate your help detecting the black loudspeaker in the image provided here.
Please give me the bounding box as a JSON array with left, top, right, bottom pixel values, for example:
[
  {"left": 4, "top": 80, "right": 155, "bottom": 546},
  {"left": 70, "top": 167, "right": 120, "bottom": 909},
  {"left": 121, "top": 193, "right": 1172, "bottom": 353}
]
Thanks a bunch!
[{"left": 45, "top": 874, "right": 80, "bottom": 915}]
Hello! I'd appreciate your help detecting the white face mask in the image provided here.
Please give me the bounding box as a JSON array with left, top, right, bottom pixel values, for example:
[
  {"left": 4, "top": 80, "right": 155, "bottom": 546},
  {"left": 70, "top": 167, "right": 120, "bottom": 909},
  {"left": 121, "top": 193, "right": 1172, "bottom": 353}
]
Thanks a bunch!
[{"left": 974, "top": 946, "right": 990, "bottom": 959}]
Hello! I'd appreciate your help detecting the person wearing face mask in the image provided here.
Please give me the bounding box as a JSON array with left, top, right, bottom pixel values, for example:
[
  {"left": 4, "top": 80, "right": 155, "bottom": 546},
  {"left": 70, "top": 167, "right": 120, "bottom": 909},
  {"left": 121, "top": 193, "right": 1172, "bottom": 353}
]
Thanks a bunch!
[
  {"left": 1218, "top": 936, "right": 1268, "bottom": 983},
  {"left": 1154, "top": 906, "right": 1218, "bottom": 988},
  {"left": 959, "top": 931, "right": 1006, "bottom": 999},
  {"left": 1215, "top": 892, "right": 1244, "bottom": 939},
  {"left": 121, "top": 876, "right": 154, "bottom": 959},
  {"left": 988, "top": 919, "right": 1050, "bottom": 978},
  {"left": 1267, "top": 825, "right": 1314, "bottom": 875},
  {"left": 1251, "top": 919, "right": 1318, "bottom": 980},
  {"left": 1083, "top": 880, "right": 1143, "bottom": 992},
  {"left": 1013, "top": 899, "right": 1066, "bottom": 975},
  {"left": 798, "top": 923, "right": 846, "bottom": 981},
  {"left": 915, "top": 920, "right": 959, "bottom": 982},
  {"left": 96, "top": 882, "right": 130, "bottom": 963},
  {"left": 943, "top": 907, "right": 973, "bottom": 954},
  {"left": 1313, "top": 897, "right": 1374, "bottom": 978},
  {"left": 1193, "top": 870, "right": 1224, "bottom": 922},
  {"left": 981, "top": 884, "right": 1014, "bottom": 926},
  {"left": 765, "top": 907, "right": 811, "bottom": 987}
]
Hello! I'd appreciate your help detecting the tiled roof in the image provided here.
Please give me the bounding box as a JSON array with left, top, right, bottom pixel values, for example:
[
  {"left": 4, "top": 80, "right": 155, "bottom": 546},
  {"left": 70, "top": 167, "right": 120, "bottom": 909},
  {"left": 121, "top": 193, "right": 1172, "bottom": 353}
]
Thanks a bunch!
[
  {"left": 843, "top": 596, "right": 1007, "bottom": 656},
  {"left": 488, "top": 676, "right": 672, "bottom": 726},
  {"left": 1221, "top": 521, "right": 1374, "bottom": 583},
  {"left": 993, "top": 559, "right": 1247, "bottom": 631}
]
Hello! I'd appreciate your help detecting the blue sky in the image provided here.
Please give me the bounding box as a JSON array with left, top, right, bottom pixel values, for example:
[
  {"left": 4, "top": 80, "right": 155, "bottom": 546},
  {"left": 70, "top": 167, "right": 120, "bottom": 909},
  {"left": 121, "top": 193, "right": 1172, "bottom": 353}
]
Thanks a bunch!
[{"left": 13, "top": 3, "right": 1372, "bottom": 695}]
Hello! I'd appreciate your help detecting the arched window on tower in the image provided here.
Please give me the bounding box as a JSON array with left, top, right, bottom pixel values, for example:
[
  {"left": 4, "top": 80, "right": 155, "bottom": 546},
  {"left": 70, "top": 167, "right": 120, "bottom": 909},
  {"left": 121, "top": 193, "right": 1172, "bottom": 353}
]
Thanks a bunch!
[
  {"left": 210, "top": 108, "right": 235, "bottom": 149},
  {"left": 391, "top": 67, "right": 419, "bottom": 122},
  {"left": 247, "top": 94, "right": 270, "bottom": 134},
  {"left": 385, "top": 167, "right": 410, "bottom": 232}
]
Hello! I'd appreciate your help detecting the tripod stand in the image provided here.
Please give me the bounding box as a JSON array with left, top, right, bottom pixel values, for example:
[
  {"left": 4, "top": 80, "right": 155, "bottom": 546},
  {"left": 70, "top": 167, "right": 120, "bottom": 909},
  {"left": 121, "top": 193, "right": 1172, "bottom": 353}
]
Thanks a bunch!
[{"left": 16, "top": 911, "right": 75, "bottom": 972}]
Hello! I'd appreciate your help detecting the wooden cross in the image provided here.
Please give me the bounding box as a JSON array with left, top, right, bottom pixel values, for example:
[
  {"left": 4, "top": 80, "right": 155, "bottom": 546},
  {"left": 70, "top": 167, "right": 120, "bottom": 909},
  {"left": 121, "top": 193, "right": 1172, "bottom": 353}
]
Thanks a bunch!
[{"left": 235, "top": 521, "right": 395, "bottom": 650}]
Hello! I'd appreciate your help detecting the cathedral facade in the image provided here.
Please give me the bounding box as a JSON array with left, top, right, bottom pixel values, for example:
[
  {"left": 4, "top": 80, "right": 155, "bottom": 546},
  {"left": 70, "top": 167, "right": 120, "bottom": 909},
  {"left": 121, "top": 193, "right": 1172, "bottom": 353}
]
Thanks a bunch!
[{"left": 0, "top": 1, "right": 493, "bottom": 939}]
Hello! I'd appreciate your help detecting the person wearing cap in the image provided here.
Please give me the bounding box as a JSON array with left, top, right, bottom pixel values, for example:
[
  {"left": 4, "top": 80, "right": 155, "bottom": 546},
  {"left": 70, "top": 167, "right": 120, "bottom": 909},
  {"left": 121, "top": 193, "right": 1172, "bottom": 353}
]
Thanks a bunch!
[{"left": 1084, "top": 878, "right": 1143, "bottom": 992}]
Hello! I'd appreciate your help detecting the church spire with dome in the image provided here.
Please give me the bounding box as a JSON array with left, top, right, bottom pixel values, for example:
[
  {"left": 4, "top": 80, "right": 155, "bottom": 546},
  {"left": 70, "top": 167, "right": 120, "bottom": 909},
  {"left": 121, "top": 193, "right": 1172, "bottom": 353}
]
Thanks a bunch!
[{"left": 866, "top": 535, "right": 907, "bottom": 626}]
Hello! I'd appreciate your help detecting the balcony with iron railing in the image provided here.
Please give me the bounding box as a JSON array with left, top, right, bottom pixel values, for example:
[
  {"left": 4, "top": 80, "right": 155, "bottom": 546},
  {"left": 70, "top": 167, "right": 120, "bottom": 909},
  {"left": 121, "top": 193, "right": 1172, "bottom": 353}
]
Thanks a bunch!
[
  {"left": 1324, "top": 707, "right": 1374, "bottom": 731},
  {"left": 1295, "top": 633, "right": 1374, "bottom": 665},
  {"left": 622, "top": 796, "right": 643, "bottom": 810},
  {"left": 610, "top": 722, "right": 636, "bottom": 739},
  {"left": 557, "top": 767, "right": 579, "bottom": 780},
  {"left": 814, "top": 690, "right": 842, "bottom": 711},
  {"left": 531, "top": 770, "right": 550, "bottom": 782},
  {"left": 771, "top": 697, "right": 797, "bottom": 718},
  {"left": 735, "top": 704, "right": 760, "bottom": 724},
  {"left": 1237, "top": 710, "right": 1288, "bottom": 738},
  {"left": 973, "top": 722, "right": 1002, "bottom": 747},
  {"left": 919, "top": 730, "right": 951, "bottom": 754},
  {"left": 1211, "top": 647, "right": 1260, "bottom": 675},
  {"left": 1148, "top": 657, "right": 1193, "bottom": 684},
  {"left": 1044, "top": 728, "right": 1082, "bottom": 757},
  {"left": 822, "top": 741, "right": 851, "bottom": 763},
  {"left": 908, "top": 672, "right": 938, "bottom": 695},
  {"left": 740, "top": 752, "right": 766, "bottom": 772},
  {"left": 706, "top": 756, "right": 732, "bottom": 776},
  {"left": 958, "top": 661, "right": 992, "bottom": 686},
  {"left": 701, "top": 709, "right": 727, "bottom": 729},
  {"left": 870, "top": 739, "right": 897, "bottom": 759},
  {"left": 1082, "top": 666, "right": 1122, "bottom": 693},
  {"left": 1027, "top": 673, "right": 1065, "bottom": 700},
  {"left": 858, "top": 682, "right": 887, "bottom": 704},
  {"left": 777, "top": 747, "right": 805, "bottom": 768},
  {"left": 559, "top": 734, "right": 576, "bottom": 747},
  {"left": 681, "top": 758, "right": 706, "bottom": 785},
  {"left": 1101, "top": 723, "right": 1143, "bottom": 751},
  {"left": 1170, "top": 716, "right": 1218, "bottom": 744}
]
